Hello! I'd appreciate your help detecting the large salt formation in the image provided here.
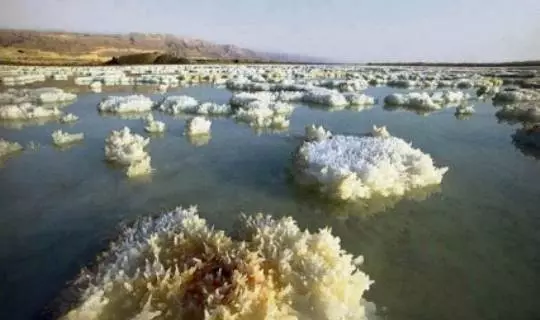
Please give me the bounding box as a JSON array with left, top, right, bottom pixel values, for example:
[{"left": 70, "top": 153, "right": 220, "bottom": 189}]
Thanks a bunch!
[
  {"left": 295, "top": 125, "right": 448, "bottom": 201},
  {"left": 104, "top": 127, "right": 152, "bottom": 177},
  {"left": 60, "top": 207, "right": 375, "bottom": 320},
  {"left": 98, "top": 95, "right": 154, "bottom": 114}
]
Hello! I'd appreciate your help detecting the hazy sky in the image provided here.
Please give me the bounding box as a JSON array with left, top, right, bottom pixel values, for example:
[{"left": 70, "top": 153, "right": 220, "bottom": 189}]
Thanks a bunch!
[{"left": 1, "top": 0, "right": 539, "bottom": 62}]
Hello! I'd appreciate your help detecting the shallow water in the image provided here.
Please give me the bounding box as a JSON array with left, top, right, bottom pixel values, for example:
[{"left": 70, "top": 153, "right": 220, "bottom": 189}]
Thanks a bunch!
[{"left": 0, "top": 83, "right": 539, "bottom": 320}]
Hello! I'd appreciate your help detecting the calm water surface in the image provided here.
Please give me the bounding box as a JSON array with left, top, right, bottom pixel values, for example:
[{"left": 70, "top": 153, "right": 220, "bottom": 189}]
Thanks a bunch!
[{"left": 0, "top": 83, "right": 539, "bottom": 320}]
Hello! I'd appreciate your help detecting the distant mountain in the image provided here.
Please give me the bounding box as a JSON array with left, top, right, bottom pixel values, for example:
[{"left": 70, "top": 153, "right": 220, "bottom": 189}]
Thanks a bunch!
[{"left": 0, "top": 29, "right": 326, "bottom": 65}]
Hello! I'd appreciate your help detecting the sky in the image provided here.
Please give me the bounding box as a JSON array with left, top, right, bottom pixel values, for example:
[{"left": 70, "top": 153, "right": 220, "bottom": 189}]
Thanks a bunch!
[{"left": 1, "top": 0, "right": 539, "bottom": 62}]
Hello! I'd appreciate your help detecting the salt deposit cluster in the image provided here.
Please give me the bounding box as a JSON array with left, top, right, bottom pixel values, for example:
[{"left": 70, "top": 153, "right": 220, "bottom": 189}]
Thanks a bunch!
[
  {"left": 295, "top": 125, "right": 448, "bottom": 201},
  {"left": 0, "top": 139, "right": 23, "bottom": 157},
  {"left": 51, "top": 130, "right": 84, "bottom": 146},
  {"left": 61, "top": 206, "right": 375, "bottom": 320},
  {"left": 104, "top": 127, "right": 152, "bottom": 177}
]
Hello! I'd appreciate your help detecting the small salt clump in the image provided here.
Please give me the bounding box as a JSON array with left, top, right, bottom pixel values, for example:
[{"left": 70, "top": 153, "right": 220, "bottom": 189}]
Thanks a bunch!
[
  {"left": 60, "top": 113, "right": 79, "bottom": 123},
  {"left": 104, "top": 127, "right": 152, "bottom": 177},
  {"left": 186, "top": 116, "right": 212, "bottom": 135},
  {"left": 51, "top": 130, "right": 84, "bottom": 146},
  {"left": 371, "top": 125, "right": 390, "bottom": 138},
  {"left": 295, "top": 126, "right": 448, "bottom": 201},
  {"left": 0, "top": 139, "right": 23, "bottom": 157},
  {"left": 143, "top": 114, "right": 166, "bottom": 133},
  {"left": 98, "top": 95, "right": 154, "bottom": 113},
  {"left": 302, "top": 88, "right": 349, "bottom": 107},
  {"left": 305, "top": 124, "right": 332, "bottom": 141},
  {"left": 60, "top": 207, "right": 375, "bottom": 320},
  {"left": 455, "top": 104, "right": 475, "bottom": 115},
  {"left": 344, "top": 93, "right": 376, "bottom": 106}
]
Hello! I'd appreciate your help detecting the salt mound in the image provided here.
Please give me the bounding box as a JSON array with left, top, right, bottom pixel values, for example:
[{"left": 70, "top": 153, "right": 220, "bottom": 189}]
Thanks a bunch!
[
  {"left": 513, "top": 125, "right": 540, "bottom": 149},
  {"left": 0, "top": 139, "right": 23, "bottom": 157},
  {"left": 384, "top": 93, "right": 440, "bottom": 110},
  {"left": 302, "top": 88, "right": 349, "bottom": 107},
  {"left": 157, "top": 95, "right": 200, "bottom": 114},
  {"left": 235, "top": 101, "right": 292, "bottom": 128},
  {"left": 143, "top": 114, "right": 166, "bottom": 133},
  {"left": 60, "top": 113, "right": 79, "bottom": 123},
  {"left": 430, "top": 91, "right": 470, "bottom": 105},
  {"left": 0, "top": 103, "right": 63, "bottom": 120},
  {"left": 345, "top": 93, "right": 376, "bottom": 106},
  {"left": 305, "top": 124, "right": 332, "bottom": 141},
  {"left": 495, "top": 104, "right": 540, "bottom": 123},
  {"left": 371, "top": 125, "right": 390, "bottom": 138},
  {"left": 193, "top": 102, "right": 232, "bottom": 115},
  {"left": 296, "top": 128, "right": 448, "bottom": 200},
  {"left": 30, "top": 87, "right": 77, "bottom": 104},
  {"left": 186, "top": 116, "right": 212, "bottom": 135},
  {"left": 98, "top": 95, "right": 154, "bottom": 114},
  {"left": 60, "top": 207, "right": 375, "bottom": 320},
  {"left": 51, "top": 130, "right": 84, "bottom": 146},
  {"left": 494, "top": 89, "right": 540, "bottom": 103},
  {"left": 229, "top": 92, "right": 275, "bottom": 107},
  {"left": 104, "top": 127, "right": 152, "bottom": 177}
]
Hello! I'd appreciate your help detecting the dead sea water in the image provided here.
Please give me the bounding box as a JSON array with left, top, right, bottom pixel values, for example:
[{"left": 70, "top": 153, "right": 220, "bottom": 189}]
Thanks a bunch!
[{"left": 0, "top": 84, "right": 539, "bottom": 320}]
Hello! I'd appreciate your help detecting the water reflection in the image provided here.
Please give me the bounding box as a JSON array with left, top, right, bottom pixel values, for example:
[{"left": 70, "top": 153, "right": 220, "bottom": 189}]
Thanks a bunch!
[{"left": 186, "top": 133, "right": 211, "bottom": 146}]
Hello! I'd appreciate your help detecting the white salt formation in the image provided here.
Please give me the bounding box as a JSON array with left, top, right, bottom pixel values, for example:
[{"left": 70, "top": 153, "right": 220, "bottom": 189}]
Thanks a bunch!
[
  {"left": 513, "top": 125, "right": 540, "bottom": 149},
  {"left": 98, "top": 95, "right": 154, "bottom": 113},
  {"left": 371, "top": 125, "right": 390, "bottom": 138},
  {"left": 51, "top": 130, "right": 84, "bottom": 146},
  {"left": 157, "top": 95, "right": 200, "bottom": 115},
  {"left": 0, "top": 103, "right": 63, "bottom": 120},
  {"left": 344, "top": 93, "right": 376, "bottom": 106},
  {"left": 296, "top": 126, "right": 448, "bottom": 201},
  {"left": 384, "top": 92, "right": 440, "bottom": 110},
  {"left": 305, "top": 124, "right": 332, "bottom": 141},
  {"left": 30, "top": 87, "right": 77, "bottom": 104},
  {"left": 234, "top": 101, "right": 292, "bottom": 129},
  {"left": 143, "top": 114, "right": 166, "bottom": 133},
  {"left": 60, "top": 113, "right": 79, "bottom": 123},
  {"left": 104, "top": 127, "right": 152, "bottom": 177},
  {"left": 60, "top": 207, "right": 375, "bottom": 320},
  {"left": 302, "top": 88, "right": 349, "bottom": 107},
  {"left": 0, "top": 139, "right": 23, "bottom": 157},
  {"left": 186, "top": 116, "right": 212, "bottom": 135}
]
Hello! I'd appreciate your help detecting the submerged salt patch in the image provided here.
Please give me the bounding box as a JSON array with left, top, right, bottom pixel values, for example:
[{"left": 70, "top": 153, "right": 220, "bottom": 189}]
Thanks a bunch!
[
  {"left": 0, "top": 139, "right": 23, "bottom": 157},
  {"left": 305, "top": 124, "right": 332, "bottom": 141},
  {"left": 51, "top": 130, "right": 84, "bottom": 146},
  {"left": 60, "top": 207, "right": 375, "bottom": 320},
  {"left": 493, "top": 89, "right": 540, "bottom": 103},
  {"left": 104, "top": 127, "right": 152, "bottom": 177},
  {"left": 495, "top": 104, "right": 540, "bottom": 123},
  {"left": 98, "top": 95, "right": 154, "bottom": 113},
  {"left": 295, "top": 128, "right": 448, "bottom": 201}
]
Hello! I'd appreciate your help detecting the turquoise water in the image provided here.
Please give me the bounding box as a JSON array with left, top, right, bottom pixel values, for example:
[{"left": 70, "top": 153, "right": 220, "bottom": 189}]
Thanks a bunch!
[{"left": 0, "top": 84, "right": 539, "bottom": 320}]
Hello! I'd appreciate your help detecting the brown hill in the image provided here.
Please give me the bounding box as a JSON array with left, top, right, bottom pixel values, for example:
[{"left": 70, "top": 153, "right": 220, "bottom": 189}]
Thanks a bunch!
[{"left": 0, "top": 29, "right": 273, "bottom": 65}]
